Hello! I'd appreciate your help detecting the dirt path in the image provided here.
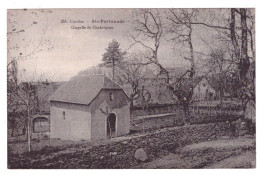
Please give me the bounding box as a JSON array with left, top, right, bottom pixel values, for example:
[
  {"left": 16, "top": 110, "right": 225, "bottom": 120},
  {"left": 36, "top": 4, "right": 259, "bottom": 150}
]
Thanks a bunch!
[
  {"left": 206, "top": 151, "right": 255, "bottom": 168},
  {"left": 138, "top": 136, "right": 255, "bottom": 169}
]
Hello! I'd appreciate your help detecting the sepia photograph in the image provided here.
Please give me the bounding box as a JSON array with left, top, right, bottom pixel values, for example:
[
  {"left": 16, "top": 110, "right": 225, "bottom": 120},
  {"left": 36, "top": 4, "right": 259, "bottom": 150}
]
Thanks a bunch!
[{"left": 7, "top": 8, "right": 255, "bottom": 169}]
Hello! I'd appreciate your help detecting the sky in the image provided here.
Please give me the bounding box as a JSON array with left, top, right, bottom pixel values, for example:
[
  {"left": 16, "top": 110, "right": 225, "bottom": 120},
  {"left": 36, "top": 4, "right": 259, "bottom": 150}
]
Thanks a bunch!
[
  {"left": 8, "top": 9, "right": 135, "bottom": 81},
  {"left": 7, "top": 9, "right": 219, "bottom": 82}
]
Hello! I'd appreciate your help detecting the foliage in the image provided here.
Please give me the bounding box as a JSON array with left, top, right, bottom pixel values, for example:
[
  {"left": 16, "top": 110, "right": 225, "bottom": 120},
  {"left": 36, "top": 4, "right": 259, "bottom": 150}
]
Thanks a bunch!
[{"left": 101, "top": 39, "right": 126, "bottom": 80}]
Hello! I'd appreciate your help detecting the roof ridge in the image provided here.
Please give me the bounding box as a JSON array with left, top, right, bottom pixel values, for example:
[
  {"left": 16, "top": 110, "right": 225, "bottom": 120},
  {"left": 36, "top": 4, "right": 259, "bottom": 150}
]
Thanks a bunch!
[{"left": 73, "top": 74, "right": 105, "bottom": 78}]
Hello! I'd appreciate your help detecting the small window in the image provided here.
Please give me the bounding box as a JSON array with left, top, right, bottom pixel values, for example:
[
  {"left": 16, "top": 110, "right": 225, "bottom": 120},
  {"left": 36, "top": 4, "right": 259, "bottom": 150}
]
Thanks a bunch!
[
  {"left": 63, "top": 111, "right": 66, "bottom": 120},
  {"left": 109, "top": 92, "right": 114, "bottom": 101}
]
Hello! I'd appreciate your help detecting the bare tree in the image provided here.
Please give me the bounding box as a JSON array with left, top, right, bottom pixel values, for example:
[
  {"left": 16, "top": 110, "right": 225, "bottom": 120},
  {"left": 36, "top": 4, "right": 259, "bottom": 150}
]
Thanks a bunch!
[
  {"left": 7, "top": 9, "right": 53, "bottom": 151},
  {"left": 8, "top": 9, "right": 53, "bottom": 115},
  {"left": 130, "top": 9, "right": 202, "bottom": 123},
  {"left": 130, "top": 9, "right": 167, "bottom": 77},
  {"left": 206, "top": 48, "right": 232, "bottom": 109},
  {"left": 8, "top": 70, "right": 52, "bottom": 151},
  {"left": 195, "top": 8, "right": 255, "bottom": 115},
  {"left": 166, "top": 9, "right": 199, "bottom": 121},
  {"left": 130, "top": 8, "right": 255, "bottom": 124},
  {"left": 117, "top": 53, "right": 145, "bottom": 109},
  {"left": 7, "top": 60, "right": 22, "bottom": 137}
]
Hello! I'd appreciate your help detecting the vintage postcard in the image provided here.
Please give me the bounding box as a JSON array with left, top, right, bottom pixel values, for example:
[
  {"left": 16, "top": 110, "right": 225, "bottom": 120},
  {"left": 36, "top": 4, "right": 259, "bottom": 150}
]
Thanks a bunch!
[{"left": 7, "top": 8, "right": 255, "bottom": 169}]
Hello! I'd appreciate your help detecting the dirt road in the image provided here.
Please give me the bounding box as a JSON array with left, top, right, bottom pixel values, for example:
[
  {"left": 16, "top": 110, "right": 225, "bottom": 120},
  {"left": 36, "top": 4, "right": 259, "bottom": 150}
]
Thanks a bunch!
[{"left": 138, "top": 136, "right": 255, "bottom": 168}]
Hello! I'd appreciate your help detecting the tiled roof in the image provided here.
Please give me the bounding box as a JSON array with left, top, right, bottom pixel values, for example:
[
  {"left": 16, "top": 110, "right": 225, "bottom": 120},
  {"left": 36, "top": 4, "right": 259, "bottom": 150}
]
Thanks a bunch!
[{"left": 49, "top": 75, "right": 122, "bottom": 105}]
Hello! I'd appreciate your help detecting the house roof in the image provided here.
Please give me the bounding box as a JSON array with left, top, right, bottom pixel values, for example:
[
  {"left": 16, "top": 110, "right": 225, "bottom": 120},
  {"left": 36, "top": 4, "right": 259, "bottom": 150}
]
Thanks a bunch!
[
  {"left": 37, "top": 82, "right": 65, "bottom": 112},
  {"left": 49, "top": 75, "right": 122, "bottom": 105}
]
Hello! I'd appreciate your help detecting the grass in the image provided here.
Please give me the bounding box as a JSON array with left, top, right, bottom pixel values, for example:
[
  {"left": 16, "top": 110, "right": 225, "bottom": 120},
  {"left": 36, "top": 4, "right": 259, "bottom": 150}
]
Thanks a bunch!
[{"left": 8, "top": 139, "right": 90, "bottom": 155}]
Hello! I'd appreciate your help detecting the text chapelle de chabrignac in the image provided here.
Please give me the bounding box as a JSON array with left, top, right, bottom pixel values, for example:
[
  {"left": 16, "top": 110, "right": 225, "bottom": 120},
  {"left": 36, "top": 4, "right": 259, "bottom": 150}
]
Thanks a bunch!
[{"left": 60, "top": 19, "right": 126, "bottom": 30}]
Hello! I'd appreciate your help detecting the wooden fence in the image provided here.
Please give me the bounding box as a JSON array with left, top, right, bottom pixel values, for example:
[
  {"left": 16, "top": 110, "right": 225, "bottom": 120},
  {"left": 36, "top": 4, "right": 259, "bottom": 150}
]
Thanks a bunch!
[{"left": 131, "top": 103, "right": 242, "bottom": 117}]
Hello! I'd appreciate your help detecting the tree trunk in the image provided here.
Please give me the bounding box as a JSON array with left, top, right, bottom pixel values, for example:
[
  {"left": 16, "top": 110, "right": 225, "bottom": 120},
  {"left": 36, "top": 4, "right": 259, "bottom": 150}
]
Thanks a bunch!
[
  {"left": 230, "top": 9, "right": 240, "bottom": 60},
  {"left": 183, "top": 103, "right": 190, "bottom": 124},
  {"left": 188, "top": 27, "right": 195, "bottom": 80},
  {"left": 112, "top": 58, "right": 115, "bottom": 81},
  {"left": 27, "top": 106, "right": 31, "bottom": 152},
  {"left": 188, "top": 31, "right": 195, "bottom": 75},
  {"left": 240, "top": 8, "right": 250, "bottom": 82},
  {"left": 142, "top": 105, "right": 145, "bottom": 133},
  {"left": 220, "top": 89, "right": 223, "bottom": 114},
  {"left": 239, "top": 8, "right": 250, "bottom": 122},
  {"left": 130, "top": 100, "right": 134, "bottom": 110}
]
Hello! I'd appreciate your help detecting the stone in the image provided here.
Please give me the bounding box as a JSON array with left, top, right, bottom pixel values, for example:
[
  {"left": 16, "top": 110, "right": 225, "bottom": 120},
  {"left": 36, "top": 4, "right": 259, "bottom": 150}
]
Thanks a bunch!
[
  {"left": 134, "top": 148, "right": 148, "bottom": 162},
  {"left": 122, "top": 141, "right": 128, "bottom": 144},
  {"left": 222, "top": 136, "right": 229, "bottom": 139},
  {"left": 109, "top": 152, "right": 117, "bottom": 156}
]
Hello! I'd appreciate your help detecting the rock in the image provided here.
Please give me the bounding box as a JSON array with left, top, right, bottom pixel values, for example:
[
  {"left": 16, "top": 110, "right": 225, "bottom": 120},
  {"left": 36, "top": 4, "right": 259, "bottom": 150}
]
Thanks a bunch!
[
  {"left": 134, "top": 148, "right": 148, "bottom": 162},
  {"left": 109, "top": 152, "right": 117, "bottom": 156},
  {"left": 122, "top": 141, "right": 128, "bottom": 145},
  {"left": 222, "top": 136, "right": 229, "bottom": 139},
  {"left": 100, "top": 156, "right": 104, "bottom": 160},
  {"left": 241, "top": 121, "right": 247, "bottom": 128}
]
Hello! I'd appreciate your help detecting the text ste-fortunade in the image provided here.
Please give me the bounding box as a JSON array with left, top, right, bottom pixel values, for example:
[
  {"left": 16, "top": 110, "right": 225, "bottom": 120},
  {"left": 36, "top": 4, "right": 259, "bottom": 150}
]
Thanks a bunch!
[{"left": 61, "top": 19, "right": 125, "bottom": 24}]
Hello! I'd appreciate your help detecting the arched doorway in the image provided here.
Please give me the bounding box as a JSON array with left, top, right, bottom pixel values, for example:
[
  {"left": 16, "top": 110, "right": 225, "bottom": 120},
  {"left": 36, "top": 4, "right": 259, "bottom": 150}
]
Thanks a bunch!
[
  {"left": 32, "top": 117, "right": 49, "bottom": 133},
  {"left": 107, "top": 113, "right": 116, "bottom": 139}
]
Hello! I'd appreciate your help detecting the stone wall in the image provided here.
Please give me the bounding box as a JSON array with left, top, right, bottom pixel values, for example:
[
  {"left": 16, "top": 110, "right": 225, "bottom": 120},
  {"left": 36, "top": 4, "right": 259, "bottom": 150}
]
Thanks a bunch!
[
  {"left": 9, "top": 122, "right": 234, "bottom": 168},
  {"left": 131, "top": 103, "right": 242, "bottom": 118},
  {"left": 78, "top": 122, "right": 232, "bottom": 169}
]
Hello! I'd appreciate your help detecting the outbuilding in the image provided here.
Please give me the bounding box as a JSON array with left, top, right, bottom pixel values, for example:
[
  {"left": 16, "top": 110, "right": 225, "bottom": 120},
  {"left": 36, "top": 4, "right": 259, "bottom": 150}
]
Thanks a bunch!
[{"left": 49, "top": 75, "right": 130, "bottom": 141}]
